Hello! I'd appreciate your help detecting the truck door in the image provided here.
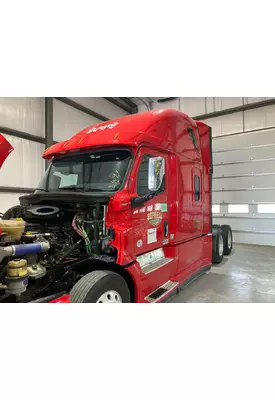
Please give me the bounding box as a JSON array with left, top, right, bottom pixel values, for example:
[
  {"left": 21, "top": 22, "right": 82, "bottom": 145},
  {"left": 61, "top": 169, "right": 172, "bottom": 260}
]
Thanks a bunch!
[
  {"left": 128, "top": 147, "right": 177, "bottom": 289},
  {"left": 129, "top": 148, "right": 169, "bottom": 252}
]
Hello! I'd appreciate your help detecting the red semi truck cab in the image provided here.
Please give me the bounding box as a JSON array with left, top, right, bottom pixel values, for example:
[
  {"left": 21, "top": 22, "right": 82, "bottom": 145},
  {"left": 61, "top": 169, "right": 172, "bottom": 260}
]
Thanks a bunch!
[{"left": 0, "top": 110, "right": 232, "bottom": 303}]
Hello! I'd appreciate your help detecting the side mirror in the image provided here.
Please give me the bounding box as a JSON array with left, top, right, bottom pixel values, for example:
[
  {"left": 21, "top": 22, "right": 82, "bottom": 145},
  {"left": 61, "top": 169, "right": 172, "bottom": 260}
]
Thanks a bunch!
[
  {"left": 148, "top": 157, "right": 165, "bottom": 191},
  {"left": 131, "top": 157, "right": 165, "bottom": 209}
]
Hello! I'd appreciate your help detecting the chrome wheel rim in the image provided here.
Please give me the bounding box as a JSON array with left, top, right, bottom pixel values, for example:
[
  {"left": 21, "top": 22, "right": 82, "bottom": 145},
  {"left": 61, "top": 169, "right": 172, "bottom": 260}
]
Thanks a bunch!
[
  {"left": 96, "top": 290, "right": 122, "bottom": 303},
  {"left": 228, "top": 231, "right": 232, "bottom": 248},
  {"left": 219, "top": 234, "right": 224, "bottom": 257}
]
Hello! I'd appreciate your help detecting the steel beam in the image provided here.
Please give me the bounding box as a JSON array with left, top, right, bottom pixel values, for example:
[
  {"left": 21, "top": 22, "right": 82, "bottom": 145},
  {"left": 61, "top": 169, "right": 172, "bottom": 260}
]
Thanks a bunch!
[
  {"left": 103, "top": 97, "right": 133, "bottom": 114},
  {"left": 45, "top": 98, "right": 53, "bottom": 169},
  {"left": 119, "top": 98, "right": 138, "bottom": 113},
  {"left": 193, "top": 98, "right": 275, "bottom": 121},
  {"left": 45, "top": 98, "right": 53, "bottom": 150},
  {"left": 0, "top": 126, "right": 45, "bottom": 144},
  {"left": 157, "top": 97, "right": 178, "bottom": 103},
  {"left": 55, "top": 97, "right": 109, "bottom": 122},
  {"left": 0, "top": 186, "right": 34, "bottom": 194}
]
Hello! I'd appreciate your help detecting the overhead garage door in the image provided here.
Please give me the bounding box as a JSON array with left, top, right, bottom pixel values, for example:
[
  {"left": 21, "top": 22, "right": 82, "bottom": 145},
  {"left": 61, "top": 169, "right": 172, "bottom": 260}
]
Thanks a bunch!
[
  {"left": 206, "top": 102, "right": 275, "bottom": 246},
  {"left": 136, "top": 97, "right": 275, "bottom": 246}
]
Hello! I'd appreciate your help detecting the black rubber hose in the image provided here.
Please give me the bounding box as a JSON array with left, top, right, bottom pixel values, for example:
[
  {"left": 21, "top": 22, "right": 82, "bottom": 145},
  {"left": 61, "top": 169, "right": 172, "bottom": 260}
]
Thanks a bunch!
[{"left": 56, "top": 239, "right": 82, "bottom": 264}]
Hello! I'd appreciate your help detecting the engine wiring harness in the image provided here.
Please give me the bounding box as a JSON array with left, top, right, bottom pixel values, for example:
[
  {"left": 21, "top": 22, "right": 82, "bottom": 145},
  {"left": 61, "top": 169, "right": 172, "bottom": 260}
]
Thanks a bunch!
[{"left": 72, "top": 214, "right": 95, "bottom": 256}]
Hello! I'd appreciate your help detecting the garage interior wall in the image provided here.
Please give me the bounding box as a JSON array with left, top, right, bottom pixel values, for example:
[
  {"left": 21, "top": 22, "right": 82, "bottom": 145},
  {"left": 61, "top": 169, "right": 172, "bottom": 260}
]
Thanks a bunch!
[
  {"left": 0, "top": 97, "right": 128, "bottom": 213},
  {"left": 53, "top": 98, "right": 128, "bottom": 142},
  {"left": 138, "top": 98, "right": 275, "bottom": 246}
]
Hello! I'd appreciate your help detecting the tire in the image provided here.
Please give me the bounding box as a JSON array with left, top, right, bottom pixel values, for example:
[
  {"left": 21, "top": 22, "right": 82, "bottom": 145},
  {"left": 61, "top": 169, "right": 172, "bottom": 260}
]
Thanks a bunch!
[
  {"left": 70, "top": 270, "right": 131, "bottom": 303},
  {"left": 212, "top": 224, "right": 220, "bottom": 231},
  {"left": 221, "top": 225, "right": 233, "bottom": 256},
  {"left": 212, "top": 227, "right": 224, "bottom": 264},
  {"left": 2, "top": 205, "right": 22, "bottom": 220}
]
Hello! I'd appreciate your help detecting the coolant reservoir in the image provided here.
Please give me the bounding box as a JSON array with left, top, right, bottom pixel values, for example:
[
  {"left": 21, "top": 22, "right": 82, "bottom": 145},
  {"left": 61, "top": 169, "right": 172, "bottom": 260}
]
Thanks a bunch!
[
  {"left": 7, "top": 259, "right": 28, "bottom": 278},
  {"left": 0, "top": 219, "right": 25, "bottom": 241}
]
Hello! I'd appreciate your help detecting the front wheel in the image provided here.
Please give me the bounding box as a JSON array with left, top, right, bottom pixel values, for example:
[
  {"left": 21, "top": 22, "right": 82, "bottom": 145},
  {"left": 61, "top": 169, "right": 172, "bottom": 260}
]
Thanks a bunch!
[{"left": 70, "top": 270, "right": 131, "bottom": 303}]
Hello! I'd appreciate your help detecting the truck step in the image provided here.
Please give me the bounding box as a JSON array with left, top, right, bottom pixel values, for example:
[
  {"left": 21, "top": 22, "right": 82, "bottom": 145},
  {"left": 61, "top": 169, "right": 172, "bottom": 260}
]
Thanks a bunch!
[
  {"left": 142, "top": 257, "right": 173, "bottom": 275},
  {"left": 145, "top": 280, "right": 179, "bottom": 303}
]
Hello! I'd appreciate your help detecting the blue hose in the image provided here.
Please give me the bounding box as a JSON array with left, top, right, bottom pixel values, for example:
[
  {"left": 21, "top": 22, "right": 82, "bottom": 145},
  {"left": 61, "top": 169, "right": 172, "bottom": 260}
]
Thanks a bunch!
[
  {"left": 0, "top": 241, "right": 50, "bottom": 263},
  {"left": 11, "top": 242, "right": 50, "bottom": 257}
]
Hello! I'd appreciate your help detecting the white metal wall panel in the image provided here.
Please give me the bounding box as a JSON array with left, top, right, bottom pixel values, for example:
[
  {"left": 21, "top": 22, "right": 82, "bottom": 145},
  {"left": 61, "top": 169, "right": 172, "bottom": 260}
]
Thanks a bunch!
[
  {"left": 244, "top": 104, "right": 275, "bottom": 131},
  {"left": 213, "top": 216, "right": 275, "bottom": 233},
  {"left": 203, "top": 112, "right": 243, "bottom": 136},
  {"left": 208, "top": 101, "right": 275, "bottom": 245},
  {"left": 213, "top": 128, "right": 275, "bottom": 152},
  {"left": 213, "top": 145, "right": 275, "bottom": 165},
  {"left": 206, "top": 97, "right": 215, "bottom": 114},
  {"left": 214, "top": 159, "right": 275, "bottom": 177},
  {"left": 232, "top": 232, "right": 275, "bottom": 246},
  {"left": 213, "top": 175, "right": 275, "bottom": 191},
  {"left": 214, "top": 97, "right": 243, "bottom": 111},
  {"left": 213, "top": 189, "right": 275, "bottom": 204},
  {"left": 68, "top": 98, "right": 129, "bottom": 120},
  {"left": 0, "top": 193, "right": 23, "bottom": 214},
  {"left": 180, "top": 97, "right": 206, "bottom": 116},
  {"left": 0, "top": 134, "right": 44, "bottom": 188},
  {"left": 244, "top": 97, "right": 274, "bottom": 104},
  {"left": 0, "top": 97, "right": 45, "bottom": 137},
  {"left": 53, "top": 99, "right": 102, "bottom": 142}
]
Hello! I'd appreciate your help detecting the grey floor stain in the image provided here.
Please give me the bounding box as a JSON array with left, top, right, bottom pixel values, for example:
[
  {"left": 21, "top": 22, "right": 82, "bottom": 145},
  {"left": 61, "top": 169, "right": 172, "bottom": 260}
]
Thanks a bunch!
[{"left": 170, "top": 244, "right": 275, "bottom": 303}]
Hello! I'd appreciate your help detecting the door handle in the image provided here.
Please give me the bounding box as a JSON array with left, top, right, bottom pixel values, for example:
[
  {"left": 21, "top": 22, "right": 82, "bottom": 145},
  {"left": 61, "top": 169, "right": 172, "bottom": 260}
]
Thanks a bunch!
[{"left": 164, "top": 222, "right": 169, "bottom": 237}]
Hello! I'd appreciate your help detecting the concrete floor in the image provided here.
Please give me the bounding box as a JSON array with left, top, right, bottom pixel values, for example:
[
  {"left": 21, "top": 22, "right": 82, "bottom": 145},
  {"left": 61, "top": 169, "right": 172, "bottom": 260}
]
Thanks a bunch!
[{"left": 171, "top": 243, "right": 275, "bottom": 303}]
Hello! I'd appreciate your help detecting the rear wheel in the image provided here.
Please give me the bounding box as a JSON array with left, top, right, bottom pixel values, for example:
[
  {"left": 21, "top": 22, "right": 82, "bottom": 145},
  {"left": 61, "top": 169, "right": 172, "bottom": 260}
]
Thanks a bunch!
[
  {"left": 70, "top": 270, "right": 131, "bottom": 303},
  {"left": 212, "top": 227, "right": 224, "bottom": 264},
  {"left": 221, "top": 225, "right": 233, "bottom": 255}
]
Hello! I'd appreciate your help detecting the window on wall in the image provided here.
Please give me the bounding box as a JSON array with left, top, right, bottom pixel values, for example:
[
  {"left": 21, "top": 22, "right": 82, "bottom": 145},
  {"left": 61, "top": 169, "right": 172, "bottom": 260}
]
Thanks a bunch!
[
  {"left": 257, "top": 204, "right": 275, "bottom": 213},
  {"left": 187, "top": 128, "right": 199, "bottom": 151},
  {"left": 228, "top": 204, "right": 249, "bottom": 213},
  {"left": 194, "top": 175, "right": 200, "bottom": 201}
]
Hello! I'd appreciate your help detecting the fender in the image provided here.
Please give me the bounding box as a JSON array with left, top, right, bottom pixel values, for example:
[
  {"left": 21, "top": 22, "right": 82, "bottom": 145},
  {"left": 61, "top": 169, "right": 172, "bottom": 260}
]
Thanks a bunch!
[{"left": 47, "top": 261, "right": 144, "bottom": 303}]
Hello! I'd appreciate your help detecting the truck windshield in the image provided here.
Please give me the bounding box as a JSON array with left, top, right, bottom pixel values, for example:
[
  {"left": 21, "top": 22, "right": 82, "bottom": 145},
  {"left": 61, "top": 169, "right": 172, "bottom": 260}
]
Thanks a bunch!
[{"left": 37, "top": 149, "right": 132, "bottom": 193}]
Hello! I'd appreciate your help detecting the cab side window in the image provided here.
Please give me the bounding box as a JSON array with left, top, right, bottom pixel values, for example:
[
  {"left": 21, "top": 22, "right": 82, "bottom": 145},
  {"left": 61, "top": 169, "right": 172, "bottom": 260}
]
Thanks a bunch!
[{"left": 187, "top": 128, "right": 199, "bottom": 151}]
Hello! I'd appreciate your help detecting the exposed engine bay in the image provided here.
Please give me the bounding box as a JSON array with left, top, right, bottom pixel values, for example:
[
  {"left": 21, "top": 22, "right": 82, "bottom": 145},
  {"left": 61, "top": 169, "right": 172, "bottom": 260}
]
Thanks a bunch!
[{"left": 0, "top": 200, "right": 115, "bottom": 303}]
